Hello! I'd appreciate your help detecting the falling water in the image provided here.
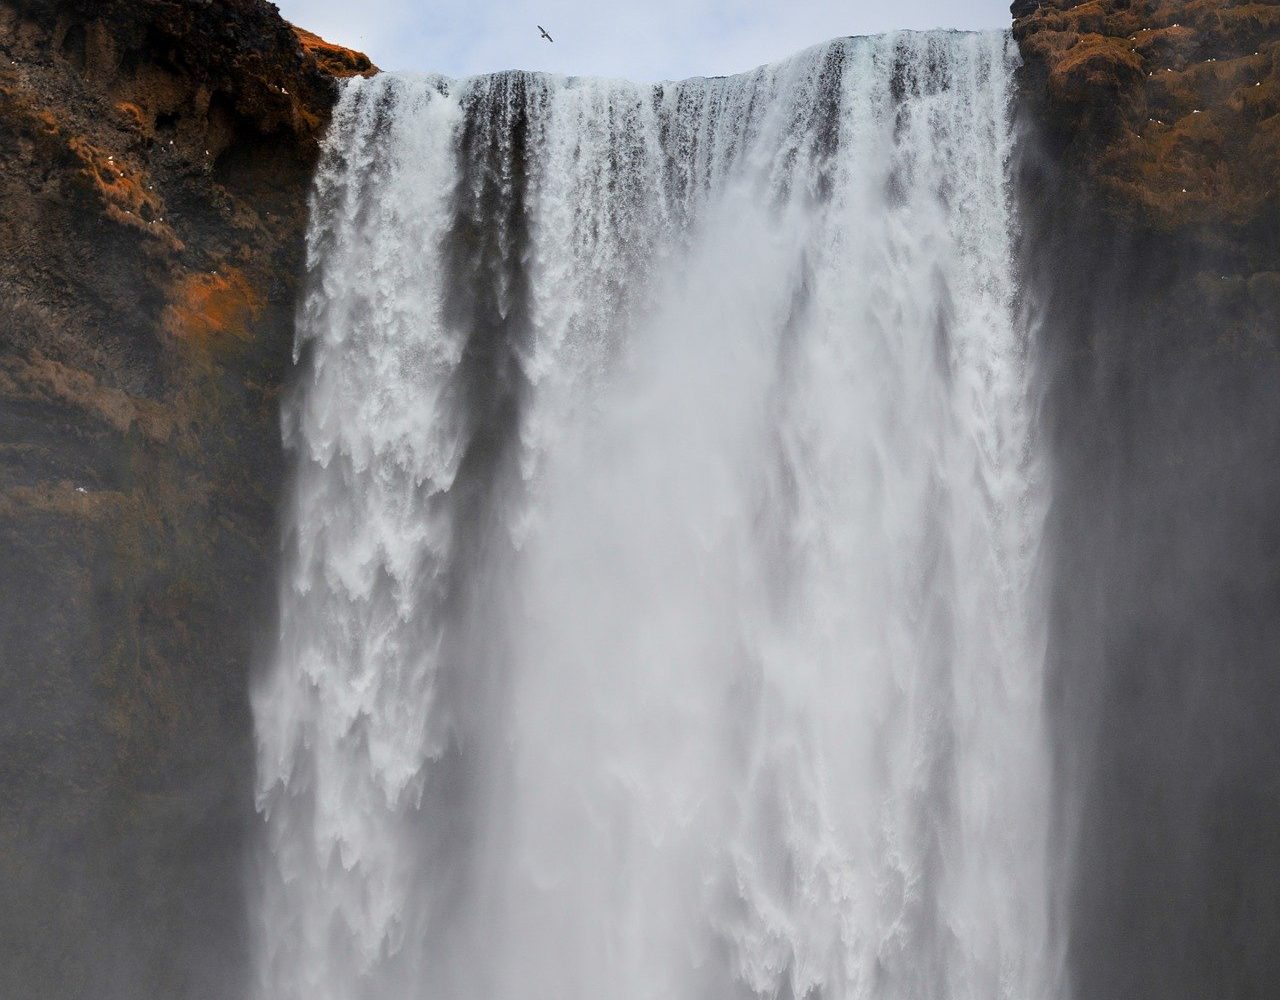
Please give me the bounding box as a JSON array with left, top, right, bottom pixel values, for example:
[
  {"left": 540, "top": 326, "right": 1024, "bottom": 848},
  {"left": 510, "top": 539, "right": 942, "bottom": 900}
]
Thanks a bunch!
[{"left": 252, "top": 31, "right": 1058, "bottom": 1000}]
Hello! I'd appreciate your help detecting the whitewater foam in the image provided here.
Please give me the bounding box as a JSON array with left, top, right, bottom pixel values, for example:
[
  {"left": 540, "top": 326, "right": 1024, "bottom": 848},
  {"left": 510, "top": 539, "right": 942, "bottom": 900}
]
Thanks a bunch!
[{"left": 253, "top": 32, "right": 1060, "bottom": 1000}]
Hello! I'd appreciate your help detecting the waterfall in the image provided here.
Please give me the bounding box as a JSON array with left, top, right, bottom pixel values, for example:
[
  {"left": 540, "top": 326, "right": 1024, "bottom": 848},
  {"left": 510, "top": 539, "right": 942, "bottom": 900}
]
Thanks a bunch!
[{"left": 252, "top": 31, "right": 1058, "bottom": 1000}]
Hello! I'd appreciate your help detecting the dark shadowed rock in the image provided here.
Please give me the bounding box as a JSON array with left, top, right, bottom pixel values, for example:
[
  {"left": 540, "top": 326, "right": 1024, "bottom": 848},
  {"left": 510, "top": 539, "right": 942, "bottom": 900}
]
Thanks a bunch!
[{"left": 1013, "top": 3, "right": 1280, "bottom": 999}]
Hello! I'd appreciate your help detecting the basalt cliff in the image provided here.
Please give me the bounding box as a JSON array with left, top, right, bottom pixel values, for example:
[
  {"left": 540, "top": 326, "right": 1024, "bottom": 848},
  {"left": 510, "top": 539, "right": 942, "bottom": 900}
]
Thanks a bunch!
[
  {"left": 0, "top": 2, "right": 370, "bottom": 996},
  {"left": 1, "top": 2, "right": 1278, "bottom": 998},
  {"left": 1014, "top": 2, "right": 1280, "bottom": 998}
]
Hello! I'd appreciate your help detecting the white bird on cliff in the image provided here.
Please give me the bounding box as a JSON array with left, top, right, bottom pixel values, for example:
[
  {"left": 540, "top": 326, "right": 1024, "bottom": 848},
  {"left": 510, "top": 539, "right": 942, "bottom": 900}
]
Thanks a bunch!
[{"left": 538, "top": 25, "right": 554, "bottom": 42}]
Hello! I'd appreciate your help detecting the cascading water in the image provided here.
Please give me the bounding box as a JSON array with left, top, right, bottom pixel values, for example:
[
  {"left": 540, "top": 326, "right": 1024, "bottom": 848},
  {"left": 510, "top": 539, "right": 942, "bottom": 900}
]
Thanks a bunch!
[{"left": 253, "top": 30, "right": 1060, "bottom": 1000}]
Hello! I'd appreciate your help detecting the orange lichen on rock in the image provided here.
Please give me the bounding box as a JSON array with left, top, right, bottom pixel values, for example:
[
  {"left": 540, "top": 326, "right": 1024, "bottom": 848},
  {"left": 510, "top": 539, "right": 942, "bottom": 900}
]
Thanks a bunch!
[
  {"left": 1053, "top": 32, "right": 1144, "bottom": 101},
  {"left": 66, "top": 135, "right": 181, "bottom": 248},
  {"left": 1132, "top": 22, "right": 1196, "bottom": 57},
  {"left": 67, "top": 137, "right": 152, "bottom": 215},
  {"left": 163, "top": 267, "right": 265, "bottom": 346},
  {"left": 293, "top": 26, "right": 377, "bottom": 78},
  {"left": 34, "top": 108, "right": 59, "bottom": 135},
  {"left": 113, "top": 100, "right": 147, "bottom": 132}
]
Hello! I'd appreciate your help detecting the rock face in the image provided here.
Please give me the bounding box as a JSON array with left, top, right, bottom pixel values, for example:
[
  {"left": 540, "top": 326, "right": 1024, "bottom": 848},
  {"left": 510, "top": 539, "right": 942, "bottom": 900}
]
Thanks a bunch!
[
  {"left": 1012, "top": 3, "right": 1280, "bottom": 999},
  {"left": 0, "top": 2, "right": 370, "bottom": 997},
  {"left": 1014, "top": 0, "right": 1278, "bottom": 263}
]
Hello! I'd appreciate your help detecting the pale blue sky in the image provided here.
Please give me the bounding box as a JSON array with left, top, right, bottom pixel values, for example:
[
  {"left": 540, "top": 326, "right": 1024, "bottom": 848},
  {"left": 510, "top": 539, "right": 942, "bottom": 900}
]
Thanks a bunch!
[{"left": 277, "top": 0, "right": 1013, "bottom": 80}]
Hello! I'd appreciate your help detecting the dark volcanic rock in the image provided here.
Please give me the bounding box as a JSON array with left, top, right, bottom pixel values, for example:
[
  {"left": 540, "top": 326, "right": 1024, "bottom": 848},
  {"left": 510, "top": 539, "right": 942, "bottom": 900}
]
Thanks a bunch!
[
  {"left": 1013, "top": 3, "right": 1280, "bottom": 999},
  {"left": 0, "top": 3, "right": 371, "bottom": 997}
]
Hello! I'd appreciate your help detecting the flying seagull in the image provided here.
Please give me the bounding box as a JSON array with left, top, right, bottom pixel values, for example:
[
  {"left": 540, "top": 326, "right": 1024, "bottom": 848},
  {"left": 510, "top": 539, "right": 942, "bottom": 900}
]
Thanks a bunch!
[{"left": 538, "top": 25, "right": 554, "bottom": 42}]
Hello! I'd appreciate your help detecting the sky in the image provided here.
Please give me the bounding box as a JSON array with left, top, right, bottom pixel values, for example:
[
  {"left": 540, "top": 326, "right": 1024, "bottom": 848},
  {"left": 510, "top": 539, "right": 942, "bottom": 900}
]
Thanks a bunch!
[{"left": 275, "top": 0, "right": 1013, "bottom": 81}]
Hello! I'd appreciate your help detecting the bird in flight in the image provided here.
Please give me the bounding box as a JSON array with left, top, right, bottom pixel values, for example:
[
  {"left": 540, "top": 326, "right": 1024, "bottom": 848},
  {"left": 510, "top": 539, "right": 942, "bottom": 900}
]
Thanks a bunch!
[{"left": 538, "top": 25, "right": 554, "bottom": 42}]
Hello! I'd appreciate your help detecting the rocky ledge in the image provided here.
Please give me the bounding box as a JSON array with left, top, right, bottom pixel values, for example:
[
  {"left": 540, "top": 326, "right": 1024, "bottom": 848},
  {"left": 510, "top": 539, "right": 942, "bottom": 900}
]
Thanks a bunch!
[{"left": 0, "top": 3, "right": 370, "bottom": 997}]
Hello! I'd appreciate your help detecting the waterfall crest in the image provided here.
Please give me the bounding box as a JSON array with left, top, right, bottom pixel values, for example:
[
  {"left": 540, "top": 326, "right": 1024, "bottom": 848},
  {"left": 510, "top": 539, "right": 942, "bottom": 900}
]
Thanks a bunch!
[{"left": 253, "top": 31, "right": 1059, "bottom": 1000}]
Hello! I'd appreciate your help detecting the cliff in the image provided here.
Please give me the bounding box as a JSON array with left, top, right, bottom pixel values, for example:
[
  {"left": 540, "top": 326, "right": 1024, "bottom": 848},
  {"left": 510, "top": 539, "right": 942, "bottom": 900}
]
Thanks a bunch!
[
  {"left": 1012, "top": 3, "right": 1280, "bottom": 999},
  {"left": 0, "top": 2, "right": 370, "bottom": 997}
]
